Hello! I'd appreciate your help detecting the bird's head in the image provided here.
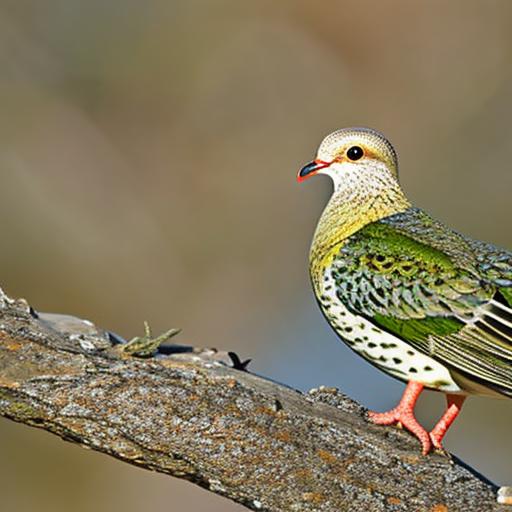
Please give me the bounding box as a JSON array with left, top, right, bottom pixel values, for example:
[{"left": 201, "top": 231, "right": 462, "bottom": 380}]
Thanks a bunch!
[{"left": 298, "top": 127, "right": 400, "bottom": 190}]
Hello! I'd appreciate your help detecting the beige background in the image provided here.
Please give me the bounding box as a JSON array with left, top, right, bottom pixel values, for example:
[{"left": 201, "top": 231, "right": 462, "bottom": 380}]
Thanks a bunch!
[{"left": 1, "top": 1, "right": 512, "bottom": 510}]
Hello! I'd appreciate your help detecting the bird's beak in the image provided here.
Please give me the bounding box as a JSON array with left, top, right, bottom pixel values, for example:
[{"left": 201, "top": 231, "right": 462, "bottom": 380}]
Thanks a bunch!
[{"left": 297, "top": 159, "right": 331, "bottom": 183}]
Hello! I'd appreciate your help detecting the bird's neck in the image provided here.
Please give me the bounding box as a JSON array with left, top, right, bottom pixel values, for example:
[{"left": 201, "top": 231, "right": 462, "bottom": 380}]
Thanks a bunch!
[{"left": 309, "top": 172, "right": 411, "bottom": 292}]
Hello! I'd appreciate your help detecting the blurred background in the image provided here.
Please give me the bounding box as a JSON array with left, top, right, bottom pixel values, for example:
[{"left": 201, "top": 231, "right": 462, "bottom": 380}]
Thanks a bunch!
[{"left": 1, "top": 0, "right": 512, "bottom": 510}]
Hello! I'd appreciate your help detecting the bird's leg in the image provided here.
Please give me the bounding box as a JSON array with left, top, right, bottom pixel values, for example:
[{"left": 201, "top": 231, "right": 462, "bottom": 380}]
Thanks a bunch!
[
  {"left": 429, "top": 394, "right": 466, "bottom": 450},
  {"left": 368, "top": 381, "right": 431, "bottom": 454}
]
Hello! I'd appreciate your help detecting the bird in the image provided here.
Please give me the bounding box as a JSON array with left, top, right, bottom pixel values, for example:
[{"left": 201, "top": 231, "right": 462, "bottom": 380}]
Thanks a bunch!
[{"left": 298, "top": 127, "right": 512, "bottom": 454}]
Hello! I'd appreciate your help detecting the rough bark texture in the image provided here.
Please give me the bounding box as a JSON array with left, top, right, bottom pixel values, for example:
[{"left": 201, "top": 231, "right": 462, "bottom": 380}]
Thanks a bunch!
[{"left": 0, "top": 288, "right": 507, "bottom": 512}]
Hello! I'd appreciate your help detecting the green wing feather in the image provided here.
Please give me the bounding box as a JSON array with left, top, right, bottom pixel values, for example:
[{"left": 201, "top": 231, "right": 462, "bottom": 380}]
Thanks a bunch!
[
  {"left": 372, "top": 315, "right": 463, "bottom": 343},
  {"left": 332, "top": 208, "right": 512, "bottom": 395},
  {"left": 501, "top": 288, "right": 512, "bottom": 307}
]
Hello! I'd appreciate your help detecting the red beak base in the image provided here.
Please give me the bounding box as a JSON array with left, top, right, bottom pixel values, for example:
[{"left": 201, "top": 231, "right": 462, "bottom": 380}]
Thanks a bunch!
[{"left": 297, "top": 159, "right": 331, "bottom": 183}]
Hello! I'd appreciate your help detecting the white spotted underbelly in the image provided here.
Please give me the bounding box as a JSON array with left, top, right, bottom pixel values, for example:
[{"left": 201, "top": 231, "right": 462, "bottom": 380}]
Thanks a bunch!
[{"left": 320, "top": 272, "right": 462, "bottom": 393}]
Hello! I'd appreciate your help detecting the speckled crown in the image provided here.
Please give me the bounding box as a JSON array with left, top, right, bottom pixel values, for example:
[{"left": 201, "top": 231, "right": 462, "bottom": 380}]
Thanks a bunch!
[{"left": 318, "top": 127, "right": 399, "bottom": 177}]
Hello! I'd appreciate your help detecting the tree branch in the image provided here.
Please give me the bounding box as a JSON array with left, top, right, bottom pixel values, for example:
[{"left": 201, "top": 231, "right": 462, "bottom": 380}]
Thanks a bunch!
[{"left": 0, "top": 288, "right": 508, "bottom": 511}]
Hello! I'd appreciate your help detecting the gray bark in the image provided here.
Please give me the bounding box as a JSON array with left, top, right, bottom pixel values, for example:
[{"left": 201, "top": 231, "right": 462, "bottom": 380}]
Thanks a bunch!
[{"left": 0, "top": 288, "right": 507, "bottom": 511}]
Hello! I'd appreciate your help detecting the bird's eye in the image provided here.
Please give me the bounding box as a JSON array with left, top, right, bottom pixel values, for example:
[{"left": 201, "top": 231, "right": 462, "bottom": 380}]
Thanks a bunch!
[{"left": 346, "top": 146, "right": 364, "bottom": 161}]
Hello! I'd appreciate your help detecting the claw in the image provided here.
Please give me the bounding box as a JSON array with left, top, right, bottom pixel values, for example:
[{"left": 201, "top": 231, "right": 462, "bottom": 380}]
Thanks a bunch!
[
  {"left": 368, "top": 381, "right": 432, "bottom": 454},
  {"left": 369, "top": 405, "right": 432, "bottom": 455}
]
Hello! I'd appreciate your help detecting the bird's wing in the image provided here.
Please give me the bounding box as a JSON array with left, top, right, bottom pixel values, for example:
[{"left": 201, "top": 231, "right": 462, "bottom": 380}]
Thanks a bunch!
[{"left": 332, "top": 209, "right": 512, "bottom": 394}]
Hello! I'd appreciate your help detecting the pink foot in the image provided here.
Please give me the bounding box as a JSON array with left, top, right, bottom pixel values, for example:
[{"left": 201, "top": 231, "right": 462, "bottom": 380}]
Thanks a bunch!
[
  {"left": 368, "top": 381, "right": 432, "bottom": 455},
  {"left": 429, "top": 394, "right": 466, "bottom": 450}
]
